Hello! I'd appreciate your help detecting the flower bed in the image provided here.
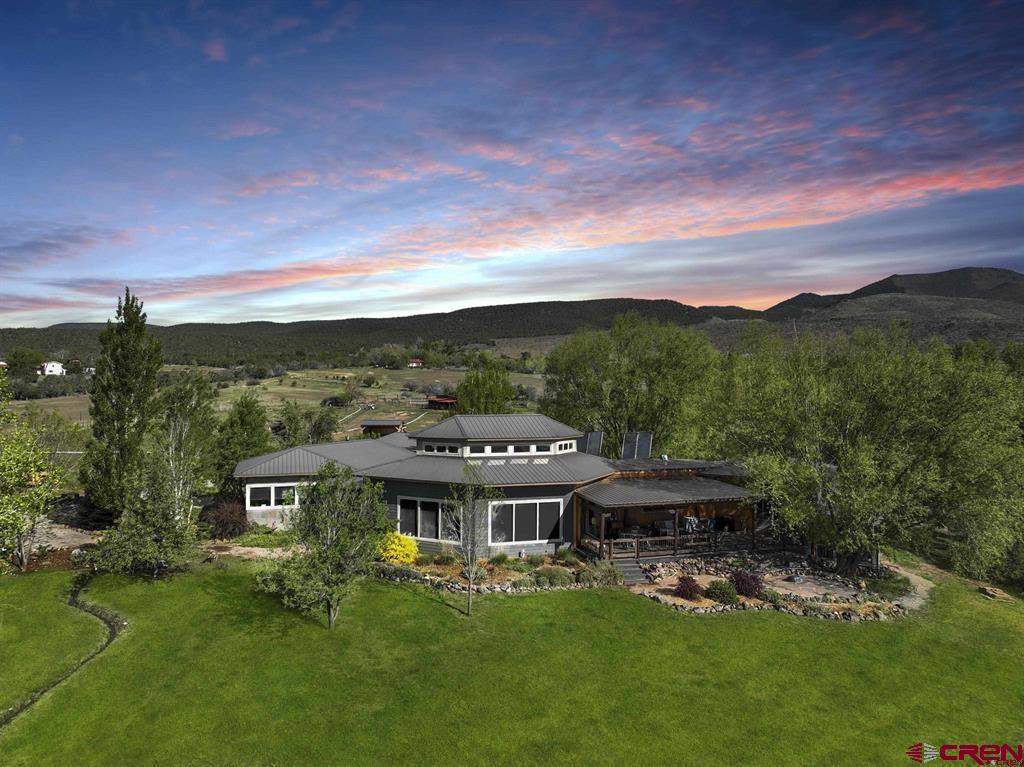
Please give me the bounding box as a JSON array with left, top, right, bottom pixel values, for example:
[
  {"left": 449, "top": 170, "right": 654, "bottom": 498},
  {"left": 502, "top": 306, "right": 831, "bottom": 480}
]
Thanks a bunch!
[{"left": 374, "top": 555, "right": 622, "bottom": 595}]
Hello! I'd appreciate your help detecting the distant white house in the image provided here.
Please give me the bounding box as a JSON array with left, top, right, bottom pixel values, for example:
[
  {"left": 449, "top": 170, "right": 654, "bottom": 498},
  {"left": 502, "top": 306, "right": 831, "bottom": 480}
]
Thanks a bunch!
[
  {"left": 39, "top": 361, "right": 66, "bottom": 376},
  {"left": 407, "top": 357, "right": 424, "bottom": 368},
  {"left": 0, "top": 360, "right": 8, "bottom": 370}
]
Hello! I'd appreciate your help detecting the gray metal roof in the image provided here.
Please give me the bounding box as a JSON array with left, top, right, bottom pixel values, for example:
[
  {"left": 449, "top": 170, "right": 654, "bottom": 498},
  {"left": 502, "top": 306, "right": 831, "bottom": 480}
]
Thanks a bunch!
[
  {"left": 362, "top": 450, "right": 614, "bottom": 486},
  {"left": 576, "top": 476, "right": 751, "bottom": 507},
  {"left": 233, "top": 432, "right": 414, "bottom": 478},
  {"left": 361, "top": 419, "right": 403, "bottom": 427},
  {"left": 413, "top": 414, "right": 582, "bottom": 442},
  {"left": 609, "top": 457, "right": 720, "bottom": 472}
]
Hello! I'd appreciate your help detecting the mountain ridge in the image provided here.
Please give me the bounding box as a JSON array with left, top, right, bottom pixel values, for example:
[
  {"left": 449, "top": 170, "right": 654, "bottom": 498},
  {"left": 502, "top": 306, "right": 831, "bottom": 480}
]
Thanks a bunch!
[{"left": 3, "top": 267, "right": 1023, "bottom": 364}]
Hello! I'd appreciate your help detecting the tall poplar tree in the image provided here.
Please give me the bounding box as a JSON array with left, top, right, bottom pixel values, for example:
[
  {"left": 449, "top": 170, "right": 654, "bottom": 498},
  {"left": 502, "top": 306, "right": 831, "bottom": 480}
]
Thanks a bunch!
[{"left": 80, "top": 288, "right": 163, "bottom": 517}]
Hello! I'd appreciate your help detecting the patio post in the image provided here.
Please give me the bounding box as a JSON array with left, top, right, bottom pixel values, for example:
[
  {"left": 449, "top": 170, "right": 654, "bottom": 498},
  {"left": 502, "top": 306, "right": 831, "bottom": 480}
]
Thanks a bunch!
[
  {"left": 599, "top": 512, "right": 606, "bottom": 560},
  {"left": 673, "top": 509, "right": 679, "bottom": 555}
]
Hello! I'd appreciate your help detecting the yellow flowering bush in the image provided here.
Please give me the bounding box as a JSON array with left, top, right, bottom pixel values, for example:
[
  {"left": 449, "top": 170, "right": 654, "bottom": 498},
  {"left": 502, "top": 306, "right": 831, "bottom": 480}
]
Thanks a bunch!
[{"left": 380, "top": 531, "right": 418, "bottom": 565}]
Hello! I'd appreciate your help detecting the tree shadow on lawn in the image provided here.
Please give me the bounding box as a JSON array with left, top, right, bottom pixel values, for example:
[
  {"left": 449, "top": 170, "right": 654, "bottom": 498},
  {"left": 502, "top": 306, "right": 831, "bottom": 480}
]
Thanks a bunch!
[
  {"left": 387, "top": 580, "right": 467, "bottom": 616},
  {"left": 190, "top": 567, "right": 324, "bottom": 638}
]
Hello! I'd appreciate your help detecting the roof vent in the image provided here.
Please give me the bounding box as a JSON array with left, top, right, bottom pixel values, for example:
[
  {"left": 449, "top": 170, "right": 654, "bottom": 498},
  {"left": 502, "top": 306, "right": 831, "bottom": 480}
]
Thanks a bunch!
[
  {"left": 579, "top": 431, "right": 604, "bottom": 456},
  {"left": 621, "top": 431, "right": 653, "bottom": 460}
]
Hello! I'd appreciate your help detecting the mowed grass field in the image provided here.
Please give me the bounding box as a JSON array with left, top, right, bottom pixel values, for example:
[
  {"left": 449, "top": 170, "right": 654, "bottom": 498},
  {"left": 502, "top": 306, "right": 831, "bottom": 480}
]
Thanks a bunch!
[
  {"left": 10, "top": 366, "right": 546, "bottom": 434},
  {"left": 0, "top": 560, "right": 1021, "bottom": 767}
]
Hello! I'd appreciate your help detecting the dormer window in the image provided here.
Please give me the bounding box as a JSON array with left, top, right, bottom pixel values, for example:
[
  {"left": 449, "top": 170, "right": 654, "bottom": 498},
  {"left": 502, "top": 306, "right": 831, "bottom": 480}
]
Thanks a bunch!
[{"left": 513, "top": 445, "right": 531, "bottom": 453}]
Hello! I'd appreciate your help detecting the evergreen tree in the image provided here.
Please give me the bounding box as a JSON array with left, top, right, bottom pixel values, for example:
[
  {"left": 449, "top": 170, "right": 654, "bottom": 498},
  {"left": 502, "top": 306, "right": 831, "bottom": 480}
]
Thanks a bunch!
[{"left": 80, "top": 289, "right": 163, "bottom": 518}]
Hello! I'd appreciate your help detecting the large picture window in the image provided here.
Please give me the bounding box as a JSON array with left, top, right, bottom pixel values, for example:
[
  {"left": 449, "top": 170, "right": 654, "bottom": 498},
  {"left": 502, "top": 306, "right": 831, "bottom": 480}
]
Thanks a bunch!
[
  {"left": 489, "top": 499, "right": 562, "bottom": 544},
  {"left": 397, "top": 497, "right": 459, "bottom": 542},
  {"left": 246, "top": 483, "right": 299, "bottom": 509}
]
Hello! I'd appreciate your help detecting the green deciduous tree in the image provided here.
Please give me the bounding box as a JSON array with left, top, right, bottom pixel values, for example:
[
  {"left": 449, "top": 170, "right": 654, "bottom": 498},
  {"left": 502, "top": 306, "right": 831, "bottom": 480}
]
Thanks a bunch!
[
  {"left": 80, "top": 289, "right": 164, "bottom": 517},
  {"left": 154, "top": 370, "right": 216, "bottom": 523},
  {"left": 0, "top": 370, "right": 64, "bottom": 570},
  {"left": 88, "top": 462, "right": 198, "bottom": 577},
  {"left": 445, "top": 463, "right": 503, "bottom": 617},
  {"left": 455, "top": 361, "right": 515, "bottom": 415},
  {"left": 718, "top": 326, "right": 1024, "bottom": 576},
  {"left": 214, "top": 392, "right": 273, "bottom": 498},
  {"left": 275, "top": 401, "right": 338, "bottom": 448},
  {"left": 256, "top": 462, "right": 390, "bottom": 629},
  {"left": 541, "top": 312, "right": 719, "bottom": 457},
  {"left": 5, "top": 347, "right": 44, "bottom": 378}
]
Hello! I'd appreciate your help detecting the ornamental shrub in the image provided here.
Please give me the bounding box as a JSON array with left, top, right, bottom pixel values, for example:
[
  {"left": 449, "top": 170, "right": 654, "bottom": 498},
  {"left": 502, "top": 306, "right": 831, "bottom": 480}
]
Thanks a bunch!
[
  {"left": 433, "top": 549, "right": 457, "bottom": 566},
  {"left": 503, "top": 558, "right": 533, "bottom": 573},
  {"left": 729, "top": 569, "right": 764, "bottom": 598},
  {"left": 673, "top": 575, "right": 704, "bottom": 600},
  {"left": 416, "top": 552, "right": 436, "bottom": 566},
  {"left": 203, "top": 500, "right": 249, "bottom": 539},
  {"left": 533, "top": 565, "right": 574, "bottom": 587},
  {"left": 463, "top": 563, "right": 489, "bottom": 582},
  {"left": 762, "top": 588, "right": 785, "bottom": 605},
  {"left": 576, "top": 569, "right": 596, "bottom": 586},
  {"left": 488, "top": 551, "right": 509, "bottom": 566},
  {"left": 380, "top": 531, "right": 418, "bottom": 565},
  {"left": 705, "top": 579, "right": 739, "bottom": 605},
  {"left": 554, "top": 547, "right": 579, "bottom": 565},
  {"left": 589, "top": 560, "right": 624, "bottom": 586}
]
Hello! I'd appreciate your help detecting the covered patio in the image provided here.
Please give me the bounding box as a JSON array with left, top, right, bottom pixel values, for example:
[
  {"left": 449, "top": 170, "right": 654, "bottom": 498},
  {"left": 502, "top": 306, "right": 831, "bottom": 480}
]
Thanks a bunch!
[{"left": 572, "top": 476, "right": 756, "bottom": 560}]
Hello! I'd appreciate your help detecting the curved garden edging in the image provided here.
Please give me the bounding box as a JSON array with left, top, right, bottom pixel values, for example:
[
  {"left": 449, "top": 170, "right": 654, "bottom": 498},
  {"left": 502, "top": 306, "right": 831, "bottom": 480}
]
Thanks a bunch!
[{"left": 0, "top": 572, "right": 127, "bottom": 730}]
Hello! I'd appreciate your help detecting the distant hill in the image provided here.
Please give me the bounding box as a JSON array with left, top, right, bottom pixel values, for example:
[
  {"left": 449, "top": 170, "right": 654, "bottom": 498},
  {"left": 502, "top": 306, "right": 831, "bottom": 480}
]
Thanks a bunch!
[
  {"left": 848, "top": 267, "right": 1024, "bottom": 303},
  {"left": 764, "top": 292, "right": 847, "bottom": 319},
  {"left": 4, "top": 267, "right": 1024, "bottom": 364},
  {"left": 0, "top": 298, "right": 747, "bottom": 365}
]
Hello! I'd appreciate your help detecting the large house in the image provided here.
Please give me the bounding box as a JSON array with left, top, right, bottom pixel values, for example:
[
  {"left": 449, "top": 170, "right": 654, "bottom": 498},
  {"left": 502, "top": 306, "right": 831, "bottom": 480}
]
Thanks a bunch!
[{"left": 234, "top": 414, "right": 752, "bottom": 559}]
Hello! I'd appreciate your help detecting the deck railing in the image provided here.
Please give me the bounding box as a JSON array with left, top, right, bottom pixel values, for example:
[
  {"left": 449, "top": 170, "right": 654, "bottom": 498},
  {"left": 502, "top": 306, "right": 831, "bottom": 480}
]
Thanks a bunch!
[{"left": 580, "top": 531, "right": 776, "bottom": 559}]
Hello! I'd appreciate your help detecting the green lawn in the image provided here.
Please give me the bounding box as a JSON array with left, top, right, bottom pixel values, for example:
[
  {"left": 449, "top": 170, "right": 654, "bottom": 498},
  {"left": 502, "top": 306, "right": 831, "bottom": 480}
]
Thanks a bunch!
[
  {"left": 0, "top": 561, "right": 1021, "bottom": 766},
  {"left": 0, "top": 571, "right": 107, "bottom": 714}
]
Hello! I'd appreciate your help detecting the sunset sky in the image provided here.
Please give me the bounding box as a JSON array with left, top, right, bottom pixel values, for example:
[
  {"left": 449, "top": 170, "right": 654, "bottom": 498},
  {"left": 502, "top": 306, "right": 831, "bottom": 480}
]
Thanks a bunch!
[{"left": 2, "top": 0, "right": 1023, "bottom": 326}]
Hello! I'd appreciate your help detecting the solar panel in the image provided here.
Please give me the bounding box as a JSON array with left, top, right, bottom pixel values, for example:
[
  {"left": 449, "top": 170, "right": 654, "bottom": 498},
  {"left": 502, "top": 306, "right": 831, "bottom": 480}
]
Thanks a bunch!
[
  {"left": 621, "top": 432, "right": 638, "bottom": 459},
  {"left": 636, "top": 432, "right": 653, "bottom": 459},
  {"left": 621, "top": 431, "right": 653, "bottom": 460},
  {"left": 580, "top": 431, "right": 603, "bottom": 456}
]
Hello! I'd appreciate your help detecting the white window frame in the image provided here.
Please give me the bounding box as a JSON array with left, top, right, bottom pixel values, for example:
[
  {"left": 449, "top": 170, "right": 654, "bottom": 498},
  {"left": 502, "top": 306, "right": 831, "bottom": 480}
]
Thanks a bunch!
[
  {"left": 487, "top": 498, "right": 563, "bottom": 545},
  {"left": 396, "top": 496, "right": 461, "bottom": 543},
  {"left": 245, "top": 482, "right": 301, "bottom": 510}
]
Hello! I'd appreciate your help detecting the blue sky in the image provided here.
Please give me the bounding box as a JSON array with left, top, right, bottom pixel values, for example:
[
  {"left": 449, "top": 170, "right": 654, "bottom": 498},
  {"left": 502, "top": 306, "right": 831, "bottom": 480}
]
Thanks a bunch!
[{"left": 1, "top": 0, "right": 1023, "bottom": 326}]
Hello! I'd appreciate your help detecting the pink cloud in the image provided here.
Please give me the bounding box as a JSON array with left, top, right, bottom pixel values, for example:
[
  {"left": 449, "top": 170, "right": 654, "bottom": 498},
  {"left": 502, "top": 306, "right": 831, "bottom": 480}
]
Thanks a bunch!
[
  {"left": 57, "top": 253, "right": 434, "bottom": 303},
  {"left": 203, "top": 37, "right": 228, "bottom": 62},
  {"left": 213, "top": 120, "right": 280, "bottom": 139},
  {"left": 310, "top": 3, "right": 359, "bottom": 43},
  {"left": 0, "top": 294, "right": 103, "bottom": 315},
  {"left": 460, "top": 141, "right": 535, "bottom": 166},
  {"left": 837, "top": 125, "right": 883, "bottom": 139},
  {"left": 237, "top": 169, "right": 320, "bottom": 197}
]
